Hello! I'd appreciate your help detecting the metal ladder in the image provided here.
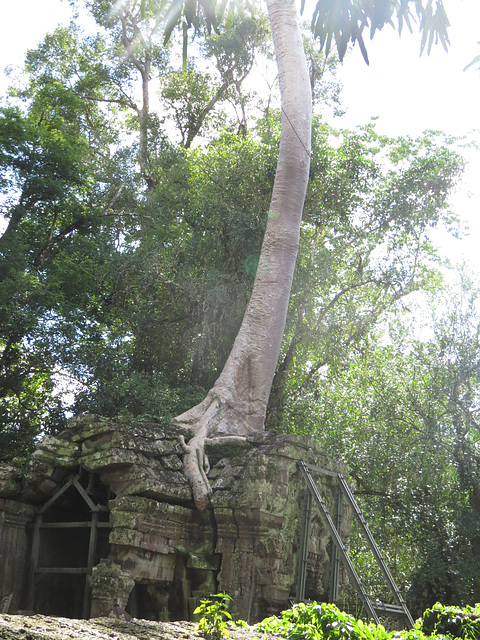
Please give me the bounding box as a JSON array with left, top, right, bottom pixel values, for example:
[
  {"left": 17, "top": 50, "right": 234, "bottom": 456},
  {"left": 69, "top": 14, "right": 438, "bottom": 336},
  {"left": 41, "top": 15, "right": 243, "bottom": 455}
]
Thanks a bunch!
[{"left": 298, "top": 461, "right": 414, "bottom": 629}]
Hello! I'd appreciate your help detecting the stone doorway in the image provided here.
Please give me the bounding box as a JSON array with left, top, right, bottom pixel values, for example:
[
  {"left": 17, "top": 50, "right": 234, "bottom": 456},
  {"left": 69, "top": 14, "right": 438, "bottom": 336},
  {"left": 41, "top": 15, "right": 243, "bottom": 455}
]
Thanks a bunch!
[{"left": 28, "top": 469, "right": 112, "bottom": 618}]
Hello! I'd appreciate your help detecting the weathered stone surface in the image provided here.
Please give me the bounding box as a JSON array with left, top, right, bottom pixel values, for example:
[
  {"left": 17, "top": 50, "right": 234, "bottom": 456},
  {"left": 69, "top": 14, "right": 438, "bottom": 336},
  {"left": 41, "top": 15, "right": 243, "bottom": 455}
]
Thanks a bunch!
[
  {"left": 109, "top": 495, "right": 193, "bottom": 555},
  {"left": 0, "top": 415, "right": 350, "bottom": 624},
  {"left": 0, "top": 499, "right": 36, "bottom": 614},
  {"left": 81, "top": 429, "right": 183, "bottom": 459},
  {"left": 161, "top": 454, "right": 184, "bottom": 471},
  {"left": 96, "top": 460, "right": 190, "bottom": 503},
  {"left": 68, "top": 414, "right": 118, "bottom": 442},
  {"left": 80, "top": 448, "right": 141, "bottom": 472},
  {"left": 0, "top": 465, "right": 23, "bottom": 499},
  {"left": 89, "top": 560, "right": 136, "bottom": 617},
  {"left": 0, "top": 614, "right": 267, "bottom": 640},
  {"left": 37, "top": 434, "right": 80, "bottom": 460}
]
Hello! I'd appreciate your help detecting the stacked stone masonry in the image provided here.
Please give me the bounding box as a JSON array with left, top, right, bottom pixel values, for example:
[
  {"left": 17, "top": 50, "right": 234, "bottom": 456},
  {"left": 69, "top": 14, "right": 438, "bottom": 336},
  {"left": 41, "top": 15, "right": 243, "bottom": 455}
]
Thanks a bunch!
[{"left": 0, "top": 415, "right": 351, "bottom": 623}]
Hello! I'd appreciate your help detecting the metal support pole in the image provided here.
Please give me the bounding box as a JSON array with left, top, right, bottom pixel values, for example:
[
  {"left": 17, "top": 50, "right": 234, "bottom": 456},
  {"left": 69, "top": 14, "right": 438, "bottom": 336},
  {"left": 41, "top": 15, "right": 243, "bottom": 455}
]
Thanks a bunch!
[
  {"left": 297, "top": 461, "right": 414, "bottom": 629},
  {"left": 329, "top": 484, "right": 342, "bottom": 604},
  {"left": 299, "top": 462, "right": 380, "bottom": 625},
  {"left": 337, "top": 475, "right": 414, "bottom": 629},
  {"left": 296, "top": 489, "right": 312, "bottom": 602}
]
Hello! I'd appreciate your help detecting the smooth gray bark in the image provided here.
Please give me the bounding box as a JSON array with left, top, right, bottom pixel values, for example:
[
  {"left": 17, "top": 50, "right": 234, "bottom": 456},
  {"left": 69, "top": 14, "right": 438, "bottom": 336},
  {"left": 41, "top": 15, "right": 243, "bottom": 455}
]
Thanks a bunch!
[{"left": 175, "top": 0, "right": 312, "bottom": 509}]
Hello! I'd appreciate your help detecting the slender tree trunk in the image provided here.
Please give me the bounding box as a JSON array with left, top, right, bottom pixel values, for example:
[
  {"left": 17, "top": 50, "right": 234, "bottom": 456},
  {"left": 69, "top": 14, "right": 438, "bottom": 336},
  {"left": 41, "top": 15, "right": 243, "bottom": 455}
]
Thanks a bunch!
[{"left": 175, "top": 0, "right": 312, "bottom": 509}]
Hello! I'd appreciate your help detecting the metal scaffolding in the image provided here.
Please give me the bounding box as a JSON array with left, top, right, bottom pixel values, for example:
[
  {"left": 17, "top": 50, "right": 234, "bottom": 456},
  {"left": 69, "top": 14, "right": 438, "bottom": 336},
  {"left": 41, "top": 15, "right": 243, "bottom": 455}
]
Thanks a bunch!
[{"left": 297, "top": 461, "right": 414, "bottom": 630}]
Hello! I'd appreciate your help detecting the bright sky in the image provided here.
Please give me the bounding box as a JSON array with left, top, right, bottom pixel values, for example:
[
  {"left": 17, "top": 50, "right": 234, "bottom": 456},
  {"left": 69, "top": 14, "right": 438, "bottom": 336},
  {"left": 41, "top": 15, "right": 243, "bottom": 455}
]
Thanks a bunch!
[
  {"left": 1, "top": 0, "right": 479, "bottom": 273},
  {"left": 333, "top": 0, "right": 480, "bottom": 275},
  {"left": 335, "top": 2, "right": 480, "bottom": 137}
]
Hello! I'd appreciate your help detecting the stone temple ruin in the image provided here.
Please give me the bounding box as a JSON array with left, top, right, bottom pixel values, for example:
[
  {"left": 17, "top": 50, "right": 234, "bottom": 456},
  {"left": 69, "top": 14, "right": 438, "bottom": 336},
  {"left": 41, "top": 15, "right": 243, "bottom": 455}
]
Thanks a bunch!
[{"left": 0, "top": 415, "right": 351, "bottom": 623}]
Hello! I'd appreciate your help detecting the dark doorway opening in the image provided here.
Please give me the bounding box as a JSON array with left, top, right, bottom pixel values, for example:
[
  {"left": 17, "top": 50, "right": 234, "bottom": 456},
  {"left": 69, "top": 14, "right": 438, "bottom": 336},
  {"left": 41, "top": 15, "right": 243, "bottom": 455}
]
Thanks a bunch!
[{"left": 28, "top": 468, "right": 113, "bottom": 618}]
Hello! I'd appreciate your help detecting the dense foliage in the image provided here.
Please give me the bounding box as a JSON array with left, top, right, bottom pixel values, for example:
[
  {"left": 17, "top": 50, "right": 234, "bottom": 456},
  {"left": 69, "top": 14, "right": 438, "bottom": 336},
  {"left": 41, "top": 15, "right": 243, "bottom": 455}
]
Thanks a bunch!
[
  {"left": 0, "top": 0, "right": 477, "bottom": 616},
  {"left": 1, "top": 11, "right": 461, "bottom": 452},
  {"left": 294, "top": 276, "right": 480, "bottom": 614},
  {"left": 255, "top": 602, "right": 388, "bottom": 640},
  {"left": 253, "top": 602, "right": 480, "bottom": 640}
]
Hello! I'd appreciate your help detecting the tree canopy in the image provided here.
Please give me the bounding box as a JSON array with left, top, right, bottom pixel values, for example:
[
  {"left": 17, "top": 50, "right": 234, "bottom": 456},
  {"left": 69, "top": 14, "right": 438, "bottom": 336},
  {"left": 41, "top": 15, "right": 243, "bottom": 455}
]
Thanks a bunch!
[
  {"left": 303, "top": 275, "right": 480, "bottom": 613},
  {"left": 1, "top": 0, "right": 476, "bottom": 612}
]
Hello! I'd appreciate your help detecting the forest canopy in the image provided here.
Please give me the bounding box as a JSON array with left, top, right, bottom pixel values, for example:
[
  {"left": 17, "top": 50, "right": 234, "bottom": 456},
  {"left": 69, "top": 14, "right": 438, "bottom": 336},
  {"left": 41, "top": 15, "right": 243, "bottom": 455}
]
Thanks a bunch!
[{"left": 1, "top": 0, "right": 479, "bottom": 615}]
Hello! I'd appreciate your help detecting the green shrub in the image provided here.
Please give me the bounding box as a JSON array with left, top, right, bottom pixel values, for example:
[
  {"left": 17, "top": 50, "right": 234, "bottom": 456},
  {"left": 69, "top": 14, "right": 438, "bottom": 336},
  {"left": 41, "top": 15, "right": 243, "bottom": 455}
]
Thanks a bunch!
[
  {"left": 419, "top": 603, "right": 480, "bottom": 639},
  {"left": 194, "top": 593, "right": 233, "bottom": 639},
  {"left": 254, "top": 602, "right": 388, "bottom": 640},
  {"left": 254, "top": 601, "right": 480, "bottom": 640}
]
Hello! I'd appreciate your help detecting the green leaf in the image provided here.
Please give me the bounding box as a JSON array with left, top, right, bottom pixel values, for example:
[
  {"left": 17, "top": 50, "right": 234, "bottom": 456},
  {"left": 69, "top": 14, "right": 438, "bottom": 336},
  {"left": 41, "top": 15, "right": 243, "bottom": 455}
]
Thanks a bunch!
[
  {"left": 198, "top": 0, "right": 218, "bottom": 30},
  {"left": 464, "top": 47, "right": 480, "bottom": 72},
  {"left": 356, "top": 32, "right": 369, "bottom": 66},
  {"left": 184, "top": 0, "right": 197, "bottom": 27},
  {"left": 163, "top": 0, "right": 185, "bottom": 44}
]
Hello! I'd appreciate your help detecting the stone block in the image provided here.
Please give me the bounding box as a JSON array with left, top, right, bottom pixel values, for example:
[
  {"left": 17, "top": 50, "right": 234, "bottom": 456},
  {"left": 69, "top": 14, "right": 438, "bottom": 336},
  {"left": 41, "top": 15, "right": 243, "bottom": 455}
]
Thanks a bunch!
[
  {"left": 79, "top": 448, "right": 139, "bottom": 472},
  {"left": 113, "top": 547, "right": 177, "bottom": 583},
  {"left": 0, "top": 465, "right": 23, "bottom": 499},
  {"left": 0, "top": 415, "right": 351, "bottom": 624},
  {"left": 89, "top": 560, "right": 135, "bottom": 616}
]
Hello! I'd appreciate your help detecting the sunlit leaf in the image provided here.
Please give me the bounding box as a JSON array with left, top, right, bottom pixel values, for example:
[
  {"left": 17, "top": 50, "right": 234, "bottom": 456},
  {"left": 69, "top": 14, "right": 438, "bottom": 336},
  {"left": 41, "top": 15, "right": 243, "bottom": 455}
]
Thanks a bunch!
[
  {"left": 163, "top": 0, "right": 185, "bottom": 43},
  {"left": 464, "top": 44, "right": 480, "bottom": 71},
  {"left": 310, "top": 0, "right": 450, "bottom": 64}
]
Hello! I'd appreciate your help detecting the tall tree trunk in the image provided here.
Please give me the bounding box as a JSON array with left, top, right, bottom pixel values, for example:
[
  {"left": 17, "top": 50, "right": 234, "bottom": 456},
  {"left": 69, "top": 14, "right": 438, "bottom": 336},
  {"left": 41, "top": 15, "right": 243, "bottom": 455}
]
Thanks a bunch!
[{"left": 175, "top": 0, "right": 312, "bottom": 509}]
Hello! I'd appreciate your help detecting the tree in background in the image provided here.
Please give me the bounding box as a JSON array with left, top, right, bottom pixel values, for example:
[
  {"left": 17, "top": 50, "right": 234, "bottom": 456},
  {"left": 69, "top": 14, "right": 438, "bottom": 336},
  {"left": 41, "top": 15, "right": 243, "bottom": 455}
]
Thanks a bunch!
[
  {"left": 0, "top": 0, "right": 274, "bottom": 458},
  {"left": 1, "top": 0, "right": 472, "bottom": 611},
  {"left": 0, "top": 3, "right": 456, "bottom": 458},
  {"left": 1, "top": 0, "right": 452, "bottom": 507},
  {"left": 0, "top": 46, "right": 126, "bottom": 457},
  {"left": 267, "top": 125, "right": 462, "bottom": 431},
  {"left": 300, "top": 273, "right": 480, "bottom": 612}
]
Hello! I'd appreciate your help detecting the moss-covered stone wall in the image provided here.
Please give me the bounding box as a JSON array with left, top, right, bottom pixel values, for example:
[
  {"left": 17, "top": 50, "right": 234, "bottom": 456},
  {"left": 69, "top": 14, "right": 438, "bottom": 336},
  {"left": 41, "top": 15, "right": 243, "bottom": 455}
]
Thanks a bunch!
[{"left": 0, "top": 416, "right": 351, "bottom": 623}]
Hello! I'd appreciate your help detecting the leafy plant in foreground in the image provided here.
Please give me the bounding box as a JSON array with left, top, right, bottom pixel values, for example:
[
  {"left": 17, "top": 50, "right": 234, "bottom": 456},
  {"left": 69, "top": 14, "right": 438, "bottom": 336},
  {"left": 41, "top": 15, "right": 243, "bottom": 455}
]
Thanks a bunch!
[
  {"left": 254, "top": 601, "right": 480, "bottom": 640},
  {"left": 254, "top": 602, "right": 388, "bottom": 640},
  {"left": 194, "top": 593, "right": 233, "bottom": 639},
  {"left": 420, "top": 603, "right": 480, "bottom": 639}
]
